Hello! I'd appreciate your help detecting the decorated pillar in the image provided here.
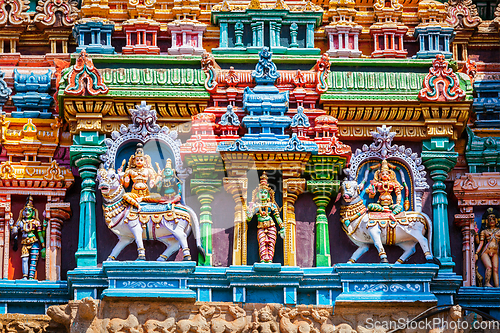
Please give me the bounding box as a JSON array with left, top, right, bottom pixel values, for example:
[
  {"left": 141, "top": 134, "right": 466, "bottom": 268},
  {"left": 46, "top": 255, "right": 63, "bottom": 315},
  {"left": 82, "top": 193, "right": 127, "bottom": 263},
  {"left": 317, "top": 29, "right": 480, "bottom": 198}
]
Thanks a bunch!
[
  {"left": 191, "top": 180, "right": 220, "bottom": 266},
  {"left": 45, "top": 199, "right": 71, "bottom": 281},
  {"left": 306, "top": 156, "right": 343, "bottom": 267},
  {"left": 283, "top": 178, "right": 305, "bottom": 266},
  {"left": 224, "top": 177, "right": 248, "bottom": 266},
  {"left": 454, "top": 206, "right": 475, "bottom": 286},
  {"left": 0, "top": 195, "right": 11, "bottom": 279},
  {"left": 422, "top": 137, "right": 458, "bottom": 271},
  {"left": 70, "top": 132, "right": 106, "bottom": 267}
]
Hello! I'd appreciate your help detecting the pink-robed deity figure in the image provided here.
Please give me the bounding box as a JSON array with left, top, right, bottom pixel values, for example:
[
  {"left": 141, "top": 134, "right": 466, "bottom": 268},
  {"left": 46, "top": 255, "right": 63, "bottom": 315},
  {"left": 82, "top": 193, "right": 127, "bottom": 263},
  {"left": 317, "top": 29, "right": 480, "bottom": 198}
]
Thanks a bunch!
[{"left": 246, "top": 173, "right": 285, "bottom": 263}]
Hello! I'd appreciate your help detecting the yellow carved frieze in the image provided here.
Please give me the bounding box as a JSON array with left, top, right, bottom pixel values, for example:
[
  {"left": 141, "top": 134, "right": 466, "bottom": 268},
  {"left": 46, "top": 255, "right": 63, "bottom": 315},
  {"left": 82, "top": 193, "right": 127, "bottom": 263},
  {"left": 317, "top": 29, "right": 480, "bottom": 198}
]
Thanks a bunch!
[
  {"left": 324, "top": 102, "right": 471, "bottom": 140},
  {"left": 1, "top": 117, "right": 64, "bottom": 159},
  {"left": 0, "top": 160, "right": 74, "bottom": 191},
  {"left": 64, "top": 99, "right": 206, "bottom": 134}
]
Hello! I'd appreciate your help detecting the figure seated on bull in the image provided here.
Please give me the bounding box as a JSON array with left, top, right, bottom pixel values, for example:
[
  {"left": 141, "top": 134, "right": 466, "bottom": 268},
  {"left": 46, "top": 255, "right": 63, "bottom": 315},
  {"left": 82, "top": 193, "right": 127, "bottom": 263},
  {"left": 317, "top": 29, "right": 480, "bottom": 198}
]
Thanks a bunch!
[
  {"left": 340, "top": 159, "right": 439, "bottom": 265},
  {"left": 97, "top": 143, "right": 204, "bottom": 262}
]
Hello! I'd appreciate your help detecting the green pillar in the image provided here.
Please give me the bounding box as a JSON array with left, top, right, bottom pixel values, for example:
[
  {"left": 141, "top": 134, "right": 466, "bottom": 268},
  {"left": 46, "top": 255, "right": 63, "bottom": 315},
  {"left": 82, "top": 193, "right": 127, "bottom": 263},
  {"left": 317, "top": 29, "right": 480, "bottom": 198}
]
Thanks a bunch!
[
  {"left": 70, "top": 131, "right": 106, "bottom": 267},
  {"left": 422, "top": 137, "right": 458, "bottom": 272},
  {"left": 306, "top": 156, "right": 346, "bottom": 267},
  {"left": 191, "top": 180, "right": 221, "bottom": 266},
  {"left": 185, "top": 154, "right": 223, "bottom": 266}
]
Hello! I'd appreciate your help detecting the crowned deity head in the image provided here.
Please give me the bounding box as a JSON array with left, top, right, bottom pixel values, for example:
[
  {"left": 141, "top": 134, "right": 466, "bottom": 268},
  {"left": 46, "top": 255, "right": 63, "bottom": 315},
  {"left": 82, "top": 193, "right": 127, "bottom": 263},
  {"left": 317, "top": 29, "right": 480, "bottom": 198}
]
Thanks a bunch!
[
  {"left": 22, "top": 195, "right": 38, "bottom": 219},
  {"left": 163, "top": 159, "right": 174, "bottom": 177},
  {"left": 252, "top": 172, "right": 276, "bottom": 204},
  {"left": 374, "top": 159, "right": 397, "bottom": 183},
  {"left": 128, "top": 143, "right": 151, "bottom": 169},
  {"left": 484, "top": 207, "right": 500, "bottom": 229}
]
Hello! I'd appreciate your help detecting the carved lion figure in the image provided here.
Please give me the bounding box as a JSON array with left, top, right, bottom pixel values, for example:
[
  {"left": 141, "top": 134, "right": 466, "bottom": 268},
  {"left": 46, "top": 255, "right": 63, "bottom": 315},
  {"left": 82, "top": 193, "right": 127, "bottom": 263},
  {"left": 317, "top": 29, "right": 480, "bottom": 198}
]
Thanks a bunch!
[
  {"left": 211, "top": 305, "right": 248, "bottom": 333},
  {"left": 177, "top": 305, "right": 216, "bottom": 333}
]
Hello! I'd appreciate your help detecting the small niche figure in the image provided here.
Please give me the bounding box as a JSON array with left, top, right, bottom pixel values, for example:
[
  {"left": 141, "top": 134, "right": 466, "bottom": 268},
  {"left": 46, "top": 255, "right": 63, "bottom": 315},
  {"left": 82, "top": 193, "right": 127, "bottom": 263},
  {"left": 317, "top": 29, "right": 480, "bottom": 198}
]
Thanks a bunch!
[
  {"left": 10, "top": 195, "right": 46, "bottom": 279},
  {"left": 156, "top": 158, "right": 182, "bottom": 203},
  {"left": 246, "top": 172, "right": 284, "bottom": 263},
  {"left": 475, "top": 207, "right": 500, "bottom": 287},
  {"left": 119, "top": 143, "right": 161, "bottom": 211},
  {"left": 365, "top": 159, "right": 405, "bottom": 222}
]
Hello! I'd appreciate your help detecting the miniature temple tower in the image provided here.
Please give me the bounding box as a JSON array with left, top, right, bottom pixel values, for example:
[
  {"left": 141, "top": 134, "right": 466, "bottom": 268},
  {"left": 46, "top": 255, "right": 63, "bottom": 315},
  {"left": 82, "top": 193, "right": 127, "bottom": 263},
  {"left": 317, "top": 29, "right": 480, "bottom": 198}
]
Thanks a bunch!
[
  {"left": 325, "top": 0, "right": 362, "bottom": 58},
  {"left": 415, "top": 0, "right": 454, "bottom": 59},
  {"left": 370, "top": 0, "right": 408, "bottom": 58}
]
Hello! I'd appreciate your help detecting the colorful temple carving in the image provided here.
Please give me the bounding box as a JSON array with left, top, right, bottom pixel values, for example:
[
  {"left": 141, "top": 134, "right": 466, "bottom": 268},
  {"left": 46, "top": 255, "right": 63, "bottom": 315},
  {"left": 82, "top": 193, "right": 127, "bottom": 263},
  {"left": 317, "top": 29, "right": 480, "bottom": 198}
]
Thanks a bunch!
[{"left": 0, "top": 0, "right": 500, "bottom": 330}]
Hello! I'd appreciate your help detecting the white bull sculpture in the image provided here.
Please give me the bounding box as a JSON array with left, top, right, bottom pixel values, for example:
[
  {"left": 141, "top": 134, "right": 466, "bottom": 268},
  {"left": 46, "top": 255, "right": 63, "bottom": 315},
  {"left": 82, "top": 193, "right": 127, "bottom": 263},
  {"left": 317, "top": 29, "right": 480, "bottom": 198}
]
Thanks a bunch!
[
  {"left": 339, "top": 180, "right": 439, "bottom": 265},
  {"left": 96, "top": 167, "right": 205, "bottom": 262}
]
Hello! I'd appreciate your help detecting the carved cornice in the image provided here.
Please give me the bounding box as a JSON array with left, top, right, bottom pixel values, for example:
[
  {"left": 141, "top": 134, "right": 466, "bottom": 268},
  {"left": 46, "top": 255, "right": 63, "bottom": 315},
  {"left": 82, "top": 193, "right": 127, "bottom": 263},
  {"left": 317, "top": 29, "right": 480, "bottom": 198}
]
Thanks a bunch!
[
  {"left": 1, "top": 117, "right": 70, "bottom": 158},
  {"left": 0, "top": 160, "right": 74, "bottom": 194},
  {"left": 63, "top": 99, "right": 203, "bottom": 134},
  {"left": 221, "top": 152, "right": 311, "bottom": 178},
  {"left": 323, "top": 102, "right": 470, "bottom": 141},
  {"left": 453, "top": 172, "right": 500, "bottom": 207}
]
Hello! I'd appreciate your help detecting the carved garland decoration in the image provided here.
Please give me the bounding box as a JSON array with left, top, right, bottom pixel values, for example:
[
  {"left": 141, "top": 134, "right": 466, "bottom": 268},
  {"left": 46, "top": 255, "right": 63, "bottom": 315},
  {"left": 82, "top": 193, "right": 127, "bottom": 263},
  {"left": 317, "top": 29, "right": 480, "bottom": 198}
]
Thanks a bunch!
[
  {"left": 0, "top": 0, "right": 29, "bottom": 26},
  {"left": 34, "top": 0, "right": 79, "bottom": 27},
  {"left": 418, "top": 54, "right": 466, "bottom": 102},
  {"left": 345, "top": 125, "right": 429, "bottom": 212},
  {"left": 101, "top": 101, "right": 189, "bottom": 179},
  {"left": 64, "top": 50, "right": 109, "bottom": 96}
]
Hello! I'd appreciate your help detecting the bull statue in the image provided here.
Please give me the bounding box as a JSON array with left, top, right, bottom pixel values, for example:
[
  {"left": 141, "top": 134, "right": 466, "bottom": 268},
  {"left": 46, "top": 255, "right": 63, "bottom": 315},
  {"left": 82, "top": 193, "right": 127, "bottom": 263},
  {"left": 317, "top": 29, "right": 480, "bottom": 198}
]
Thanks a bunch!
[
  {"left": 96, "top": 166, "right": 205, "bottom": 262},
  {"left": 339, "top": 174, "right": 439, "bottom": 265}
]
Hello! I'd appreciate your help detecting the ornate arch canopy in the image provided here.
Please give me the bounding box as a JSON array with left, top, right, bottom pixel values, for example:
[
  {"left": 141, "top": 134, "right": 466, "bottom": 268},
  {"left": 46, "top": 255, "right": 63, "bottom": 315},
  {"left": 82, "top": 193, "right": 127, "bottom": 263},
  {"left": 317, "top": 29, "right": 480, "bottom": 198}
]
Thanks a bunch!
[
  {"left": 345, "top": 125, "right": 429, "bottom": 212},
  {"left": 100, "top": 101, "right": 190, "bottom": 178}
]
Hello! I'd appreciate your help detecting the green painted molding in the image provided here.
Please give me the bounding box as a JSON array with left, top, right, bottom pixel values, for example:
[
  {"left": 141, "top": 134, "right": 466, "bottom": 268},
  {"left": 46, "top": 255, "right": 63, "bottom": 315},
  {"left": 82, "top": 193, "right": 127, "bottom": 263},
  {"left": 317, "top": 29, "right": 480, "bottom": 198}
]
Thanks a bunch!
[{"left": 465, "top": 127, "right": 500, "bottom": 173}]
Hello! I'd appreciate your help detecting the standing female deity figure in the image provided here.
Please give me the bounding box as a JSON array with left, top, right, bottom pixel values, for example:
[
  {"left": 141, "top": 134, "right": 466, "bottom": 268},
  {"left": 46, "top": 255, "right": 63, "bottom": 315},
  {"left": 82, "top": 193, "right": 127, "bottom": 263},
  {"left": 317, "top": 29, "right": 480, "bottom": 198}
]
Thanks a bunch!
[
  {"left": 365, "top": 159, "right": 404, "bottom": 221},
  {"left": 156, "top": 158, "right": 182, "bottom": 203},
  {"left": 475, "top": 207, "right": 500, "bottom": 287},
  {"left": 10, "top": 195, "right": 46, "bottom": 279},
  {"left": 119, "top": 143, "right": 161, "bottom": 210},
  {"left": 246, "top": 172, "right": 284, "bottom": 263}
]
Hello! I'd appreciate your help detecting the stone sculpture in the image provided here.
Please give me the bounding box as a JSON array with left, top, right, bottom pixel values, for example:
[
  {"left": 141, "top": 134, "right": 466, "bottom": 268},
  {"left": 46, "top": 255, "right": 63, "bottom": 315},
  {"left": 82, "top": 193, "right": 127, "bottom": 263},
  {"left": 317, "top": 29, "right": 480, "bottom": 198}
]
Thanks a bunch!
[
  {"left": 246, "top": 173, "right": 284, "bottom": 263},
  {"left": 120, "top": 143, "right": 162, "bottom": 210},
  {"left": 10, "top": 195, "right": 46, "bottom": 279},
  {"left": 475, "top": 207, "right": 500, "bottom": 287},
  {"left": 340, "top": 180, "right": 435, "bottom": 264},
  {"left": 340, "top": 126, "right": 438, "bottom": 264},
  {"left": 211, "top": 305, "right": 247, "bottom": 333},
  {"left": 97, "top": 167, "right": 204, "bottom": 261}
]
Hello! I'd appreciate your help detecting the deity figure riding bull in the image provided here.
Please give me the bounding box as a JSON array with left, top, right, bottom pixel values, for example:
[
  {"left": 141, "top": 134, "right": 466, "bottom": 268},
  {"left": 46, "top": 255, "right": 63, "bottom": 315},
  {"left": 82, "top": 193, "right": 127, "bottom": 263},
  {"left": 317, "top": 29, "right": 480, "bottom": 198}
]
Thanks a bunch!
[
  {"left": 340, "top": 158, "right": 439, "bottom": 265},
  {"left": 97, "top": 143, "right": 204, "bottom": 262}
]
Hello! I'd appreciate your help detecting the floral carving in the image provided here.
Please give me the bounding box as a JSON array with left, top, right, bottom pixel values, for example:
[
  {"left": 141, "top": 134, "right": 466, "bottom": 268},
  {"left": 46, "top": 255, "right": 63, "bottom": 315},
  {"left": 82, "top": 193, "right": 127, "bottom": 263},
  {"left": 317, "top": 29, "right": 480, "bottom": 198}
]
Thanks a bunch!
[
  {"left": 459, "top": 58, "right": 477, "bottom": 84},
  {"left": 314, "top": 53, "right": 330, "bottom": 93},
  {"left": 252, "top": 47, "right": 280, "bottom": 83},
  {"left": 64, "top": 50, "right": 108, "bottom": 96},
  {"left": 0, "top": 0, "right": 29, "bottom": 26},
  {"left": 44, "top": 160, "right": 64, "bottom": 181},
  {"left": 0, "top": 161, "right": 16, "bottom": 180},
  {"left": 34, "top": 0, "right": 79, "bottom": 27},
  {"left": 201, "top": 52, "right": 220, "bottom": 93},
  {"left": 224, "top": 66, "right": 239, "bottom": 88},
  {"left": 446, "top": 0, "right": 481, "bottom": 29},
  {"left": 418, "top": 54, "right": 466, "bottom": 102}
]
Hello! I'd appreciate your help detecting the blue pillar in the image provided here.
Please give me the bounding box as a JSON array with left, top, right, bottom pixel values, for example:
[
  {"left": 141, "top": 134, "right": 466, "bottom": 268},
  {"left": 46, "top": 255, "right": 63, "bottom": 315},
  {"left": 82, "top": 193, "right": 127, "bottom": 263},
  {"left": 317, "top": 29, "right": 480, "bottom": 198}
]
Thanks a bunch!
[
  {"left": 70, "top": 132, "right": 106, "bottom": 267},
  {"left": 220, "top": 22, "right": 228, "bottom": 48}
]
